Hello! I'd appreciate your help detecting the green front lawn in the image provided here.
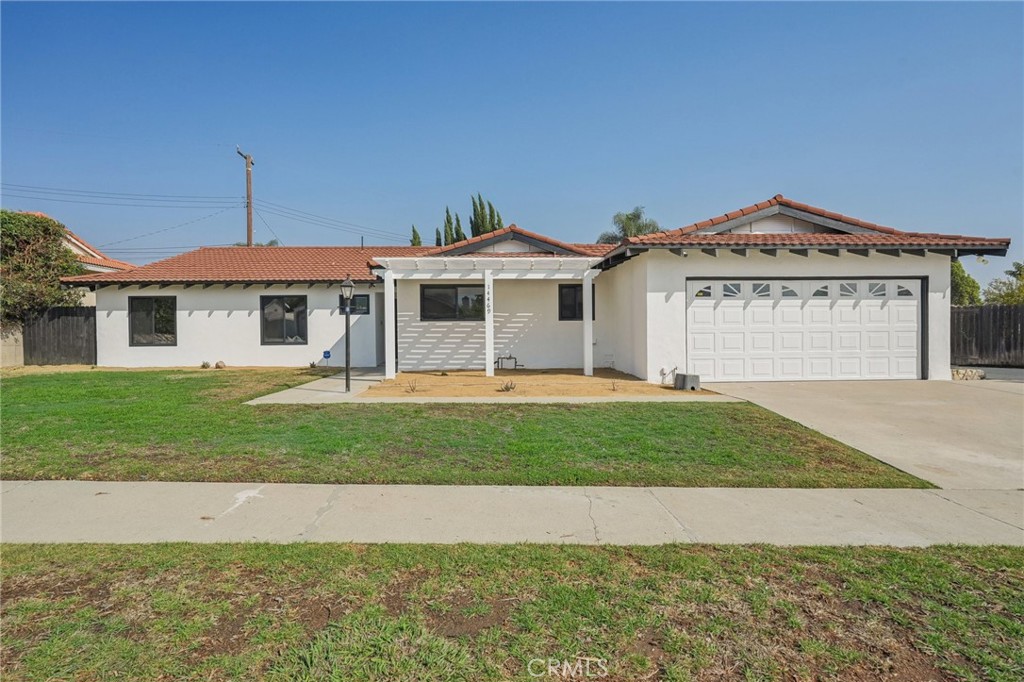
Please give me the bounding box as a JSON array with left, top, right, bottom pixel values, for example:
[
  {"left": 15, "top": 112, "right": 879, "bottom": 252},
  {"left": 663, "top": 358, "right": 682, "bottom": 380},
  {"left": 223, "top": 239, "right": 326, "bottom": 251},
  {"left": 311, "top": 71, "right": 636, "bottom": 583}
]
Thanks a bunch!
[
  {"left": 0, "top": 368, "right": 928, "bottom": 488},
  {"left": 2, "top": 544, "right": 1021, "bottom": 681}
]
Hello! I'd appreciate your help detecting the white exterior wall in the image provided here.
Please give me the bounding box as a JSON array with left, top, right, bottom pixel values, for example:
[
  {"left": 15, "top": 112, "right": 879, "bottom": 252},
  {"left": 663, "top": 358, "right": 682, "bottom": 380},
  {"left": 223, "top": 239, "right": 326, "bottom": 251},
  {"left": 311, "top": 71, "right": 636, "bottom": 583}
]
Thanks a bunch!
[
  {"left": 591, "top": 258, "right": 647, "bottom": 378},
  {"left": 396, "top": 279, "right": 604, "bottom": 371},
  {"left": 640, "top": 249, "right": 952, "bottom": 382},
  {"left": 95, "top": 283, "right": 380, "bottom": 368}
]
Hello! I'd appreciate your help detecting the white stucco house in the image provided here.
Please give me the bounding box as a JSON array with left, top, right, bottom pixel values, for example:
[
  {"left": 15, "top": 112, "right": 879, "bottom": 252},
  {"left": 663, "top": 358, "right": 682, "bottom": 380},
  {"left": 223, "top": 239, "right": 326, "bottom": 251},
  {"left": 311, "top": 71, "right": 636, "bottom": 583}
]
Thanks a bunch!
[{"left": 63, "top": 195, "right": 1010, "bottom": 382}]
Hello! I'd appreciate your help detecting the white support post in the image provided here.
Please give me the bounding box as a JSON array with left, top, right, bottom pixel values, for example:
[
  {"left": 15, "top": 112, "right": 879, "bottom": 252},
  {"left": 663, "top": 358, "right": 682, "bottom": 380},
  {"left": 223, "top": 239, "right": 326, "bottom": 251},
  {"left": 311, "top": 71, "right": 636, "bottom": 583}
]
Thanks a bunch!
[
  {"left": 484, "top": 269, "right": 495, "bottom": 377},
  {"left": 384, "top": 270, "right": 396, "bottom": 379},
  {"left": 582, "top": 269, "right": 596, "bottom": 376}
]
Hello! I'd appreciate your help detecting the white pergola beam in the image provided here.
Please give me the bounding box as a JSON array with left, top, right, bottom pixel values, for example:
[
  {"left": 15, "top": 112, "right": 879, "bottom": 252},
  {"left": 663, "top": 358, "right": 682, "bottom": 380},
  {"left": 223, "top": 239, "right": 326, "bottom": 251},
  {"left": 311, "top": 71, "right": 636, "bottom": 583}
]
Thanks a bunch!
[
  {"left": 384, "top": 270, "right": 396, "bottom": 379},
  {"left": 484, "top": 269, "right": 495, "bottom": 377},
  {"left": 582, "top": 270, "right": 596, "bottom": 376}
]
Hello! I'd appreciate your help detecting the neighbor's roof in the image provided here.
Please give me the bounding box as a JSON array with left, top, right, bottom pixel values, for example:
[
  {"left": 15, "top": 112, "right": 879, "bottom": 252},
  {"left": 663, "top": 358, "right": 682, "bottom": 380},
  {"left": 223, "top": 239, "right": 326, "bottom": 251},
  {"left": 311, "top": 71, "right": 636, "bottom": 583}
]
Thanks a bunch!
[
  {"left": 17, "top": 211, "right": 136, "bottom": 271},
  {"left": 62, "top": 245, "right": 436, "bottom": 285},
  {"left": 626, "top": 195, "right": 1011, "bottom": 250}
]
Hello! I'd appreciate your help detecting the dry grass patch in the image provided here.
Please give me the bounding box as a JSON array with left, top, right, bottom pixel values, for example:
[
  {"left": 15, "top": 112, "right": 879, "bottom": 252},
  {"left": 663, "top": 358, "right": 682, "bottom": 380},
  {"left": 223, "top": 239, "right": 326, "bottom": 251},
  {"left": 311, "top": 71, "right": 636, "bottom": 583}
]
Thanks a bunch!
[{"left": 2, "top": 544, "right": 1021, "bottom": 681}]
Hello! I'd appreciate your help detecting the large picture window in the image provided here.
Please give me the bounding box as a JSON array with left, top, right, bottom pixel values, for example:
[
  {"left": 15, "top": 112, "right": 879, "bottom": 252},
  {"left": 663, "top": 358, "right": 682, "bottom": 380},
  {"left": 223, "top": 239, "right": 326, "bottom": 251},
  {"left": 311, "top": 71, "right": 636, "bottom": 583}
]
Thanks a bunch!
[
  {"left": 421, "top": 285, "right": 484, "bottom": 321},
  {"left": 261, "top": 296, "right": 308, "bottom": 345},
  {"left": 558, "top": 284, "right": 595, "bottom": 321},
  {"left": 129, "top": 297, "right": 177, "bottom": 346}
]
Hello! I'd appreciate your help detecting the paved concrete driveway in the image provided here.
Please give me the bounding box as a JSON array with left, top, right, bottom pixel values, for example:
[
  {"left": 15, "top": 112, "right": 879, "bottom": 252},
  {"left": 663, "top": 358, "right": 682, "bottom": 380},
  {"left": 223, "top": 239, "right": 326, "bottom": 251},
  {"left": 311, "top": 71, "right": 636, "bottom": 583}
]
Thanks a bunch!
[{"left": 707, "top": 380, "right": 1024, "bottom": 490}]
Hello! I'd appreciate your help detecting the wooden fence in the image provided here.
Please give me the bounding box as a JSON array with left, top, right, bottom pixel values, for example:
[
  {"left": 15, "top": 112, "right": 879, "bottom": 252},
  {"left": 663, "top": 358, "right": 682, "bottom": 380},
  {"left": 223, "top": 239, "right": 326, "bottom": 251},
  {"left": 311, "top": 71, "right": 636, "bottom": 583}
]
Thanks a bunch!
[
  {"left": 951, "top": 304, "right": 1024, "bottom": 368},
  {"left": 22, "top": 307, "right": 97, "bottom": 365}
]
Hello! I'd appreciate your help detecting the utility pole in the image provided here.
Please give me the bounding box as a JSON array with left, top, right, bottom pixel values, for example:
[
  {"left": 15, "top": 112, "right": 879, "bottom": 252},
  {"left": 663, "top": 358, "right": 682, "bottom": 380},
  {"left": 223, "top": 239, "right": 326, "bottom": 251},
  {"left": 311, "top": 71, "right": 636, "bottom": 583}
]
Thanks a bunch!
[{"left": 236, "top": 146, "right": 254, "bottom": 246}]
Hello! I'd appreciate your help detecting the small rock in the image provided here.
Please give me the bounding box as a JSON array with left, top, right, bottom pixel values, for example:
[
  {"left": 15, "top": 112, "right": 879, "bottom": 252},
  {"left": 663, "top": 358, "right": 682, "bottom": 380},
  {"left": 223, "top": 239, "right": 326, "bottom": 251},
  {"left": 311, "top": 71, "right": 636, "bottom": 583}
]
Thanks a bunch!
[{"left": 215, "top": 361, "right": 226, "bottom": 369}]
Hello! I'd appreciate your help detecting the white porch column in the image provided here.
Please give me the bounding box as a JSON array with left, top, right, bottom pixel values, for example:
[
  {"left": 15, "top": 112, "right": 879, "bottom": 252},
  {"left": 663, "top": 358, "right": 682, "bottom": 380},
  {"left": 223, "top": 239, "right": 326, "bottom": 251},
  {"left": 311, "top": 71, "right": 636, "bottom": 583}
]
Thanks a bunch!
[
  {"left": 582, "top": 269, "right": 596, "bottom": 376},
  {"left": 384, "top": 270, "right": 396, "bottom": 379},
  {"left": 484, "top": 269, "right": 495, "bottom": 377}
]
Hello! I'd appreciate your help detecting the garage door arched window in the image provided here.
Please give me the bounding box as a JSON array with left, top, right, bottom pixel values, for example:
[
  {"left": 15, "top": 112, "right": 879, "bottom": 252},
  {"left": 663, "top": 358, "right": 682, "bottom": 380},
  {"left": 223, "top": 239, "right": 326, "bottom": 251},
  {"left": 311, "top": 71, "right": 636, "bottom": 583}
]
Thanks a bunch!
[{"left": 261, "top": 295, "right": 308, "bottom": 345}]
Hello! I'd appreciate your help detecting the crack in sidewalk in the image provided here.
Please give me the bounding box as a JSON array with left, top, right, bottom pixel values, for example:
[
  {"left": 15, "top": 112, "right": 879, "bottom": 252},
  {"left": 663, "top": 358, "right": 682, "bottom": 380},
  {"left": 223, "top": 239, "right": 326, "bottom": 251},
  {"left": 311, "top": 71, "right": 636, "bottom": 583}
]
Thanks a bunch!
[
  {"left": 582, "top": 489, "right": 601, "bottom": 543},
  {"left": 647, "top": 489, "right": 698, "bottom": 542},
  {"left": 927, "top": 490, "right": 1024, "bottom": 532},
  {"left": 297, "top": 486, "right": 345, "bottom": 539}
]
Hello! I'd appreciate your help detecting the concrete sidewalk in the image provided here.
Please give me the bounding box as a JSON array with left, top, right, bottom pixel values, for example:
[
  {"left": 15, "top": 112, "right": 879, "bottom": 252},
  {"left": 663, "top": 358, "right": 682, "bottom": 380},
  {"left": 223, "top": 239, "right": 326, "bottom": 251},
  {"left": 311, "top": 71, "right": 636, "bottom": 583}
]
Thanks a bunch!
[{"left": 2, "top": 480, "right": 1021, "bottom": 546}]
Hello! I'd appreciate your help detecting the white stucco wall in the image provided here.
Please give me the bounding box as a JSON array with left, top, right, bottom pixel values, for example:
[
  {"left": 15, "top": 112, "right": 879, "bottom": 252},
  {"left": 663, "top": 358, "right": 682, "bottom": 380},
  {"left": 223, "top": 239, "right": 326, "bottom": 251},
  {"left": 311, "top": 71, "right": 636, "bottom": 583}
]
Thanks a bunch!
[
  {"left": 396, "top": 279, "right": 605, "bottom": 371},
  {"left": 95, "top": 283, "right": 380, "bottom": 368},
  {"left": 639, "top": 249, "right": 952, "bottom": 382}
]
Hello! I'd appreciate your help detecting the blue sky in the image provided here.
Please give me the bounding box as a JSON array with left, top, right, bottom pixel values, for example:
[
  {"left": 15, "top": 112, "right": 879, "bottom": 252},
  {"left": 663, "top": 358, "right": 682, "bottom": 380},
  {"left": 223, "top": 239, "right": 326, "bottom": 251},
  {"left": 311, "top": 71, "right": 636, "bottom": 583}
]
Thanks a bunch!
[{"left": 2, "top": 2, "right": 1021, "bottom": 283}]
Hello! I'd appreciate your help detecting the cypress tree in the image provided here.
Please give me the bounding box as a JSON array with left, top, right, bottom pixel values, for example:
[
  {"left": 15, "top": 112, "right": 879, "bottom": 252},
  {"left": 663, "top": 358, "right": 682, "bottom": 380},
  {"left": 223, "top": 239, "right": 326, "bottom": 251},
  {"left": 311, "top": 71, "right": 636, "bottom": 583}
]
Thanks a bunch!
[
  {"left": 410, "top": 225, "right": 422, "bottom": 246},
  {"left": 444, "top": 207, "right": 455, "bottom": 243},
  {"left": 454, "top": 214, "right": 466, "bottom": 242},
  {"left": 477, "top": 193, "right": 488, "bottom": 232},
  {"left": 495, "top": 209, "right": 504, "bottom": 230},
  {"left": 435, "top": 228, "right": 442, "bottom": 247},
  {"left": 487, "top": 202, "right": 498, "bottom": 233},
  {"left": 469, "top": 195, "right": 480, "bottom": 237}
]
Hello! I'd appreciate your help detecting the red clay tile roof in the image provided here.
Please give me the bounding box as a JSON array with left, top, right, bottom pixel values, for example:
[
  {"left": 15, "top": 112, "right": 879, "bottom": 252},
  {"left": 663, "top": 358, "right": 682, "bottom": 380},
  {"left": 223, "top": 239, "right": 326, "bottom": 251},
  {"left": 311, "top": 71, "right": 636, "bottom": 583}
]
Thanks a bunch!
[
  {"left": 76, "top": 254, "right": 138, "bottom": 271},
  {"left": 627, "top": 195, "right": 1011, "bottom": 249},
  {"left": 62, "top": 246, "right": 436, "bottom": 285},
  {"left": 424, "top": 224, "right": 597, "bottom": 256}
]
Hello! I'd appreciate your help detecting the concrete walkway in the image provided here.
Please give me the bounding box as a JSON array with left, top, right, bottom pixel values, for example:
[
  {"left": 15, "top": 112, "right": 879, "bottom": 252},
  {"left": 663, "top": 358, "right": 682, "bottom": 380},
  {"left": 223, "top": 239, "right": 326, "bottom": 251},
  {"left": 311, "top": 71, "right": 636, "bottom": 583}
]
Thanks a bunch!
[
  {"left": 2, "top": 480, "right": 1021, "bottom": 546},
  {"left": 707, "top": 380, "right": 1024, "bottom": 490}
]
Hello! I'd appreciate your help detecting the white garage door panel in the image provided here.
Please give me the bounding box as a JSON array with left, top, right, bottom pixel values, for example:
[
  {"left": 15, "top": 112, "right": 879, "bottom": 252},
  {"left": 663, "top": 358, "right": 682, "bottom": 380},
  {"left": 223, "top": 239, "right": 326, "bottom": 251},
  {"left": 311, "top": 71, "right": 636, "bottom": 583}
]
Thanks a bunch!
[{"left": 686, "top": 279, "right": 920, "bottom": 382}]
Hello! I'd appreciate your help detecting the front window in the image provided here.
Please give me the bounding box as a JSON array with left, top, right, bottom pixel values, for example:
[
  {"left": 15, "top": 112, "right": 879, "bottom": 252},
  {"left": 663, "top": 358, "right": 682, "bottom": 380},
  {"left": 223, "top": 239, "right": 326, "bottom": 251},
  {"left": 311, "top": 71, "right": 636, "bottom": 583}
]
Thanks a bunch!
[
  {"left": 421, "top": 285, "right": 484, "bottom": 321},
  {"left": 339, "top": 294, "right": 370, "bottom": 315},
  {"left": 558, "top": 284, "right": 596, "bottom": 321},
  {"left": 129, "top": 297, "right": 176, "bottom": 346},
  {"left": 261, "top": 296, "right": 308, "bottom": 344}
]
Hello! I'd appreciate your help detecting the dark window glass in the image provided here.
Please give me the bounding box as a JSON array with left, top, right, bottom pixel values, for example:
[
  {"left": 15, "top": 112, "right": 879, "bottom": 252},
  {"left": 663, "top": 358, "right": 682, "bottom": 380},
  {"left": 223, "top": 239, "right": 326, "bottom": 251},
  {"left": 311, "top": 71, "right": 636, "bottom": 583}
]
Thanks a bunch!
[
  {"left": 261, "top": 296, "right": 308, "bottom": 344},
  {"left": 421, "top": 285, "right": 484, "bottom": 321},
  {"left": 129, "top": 297, "right": 177, "bottom": 346},
  {"left": 340, "top": 294, "right": 370, "bottom": 315},
  {"left": 558, "top": 284, "right": 596, "bottom": 321}
]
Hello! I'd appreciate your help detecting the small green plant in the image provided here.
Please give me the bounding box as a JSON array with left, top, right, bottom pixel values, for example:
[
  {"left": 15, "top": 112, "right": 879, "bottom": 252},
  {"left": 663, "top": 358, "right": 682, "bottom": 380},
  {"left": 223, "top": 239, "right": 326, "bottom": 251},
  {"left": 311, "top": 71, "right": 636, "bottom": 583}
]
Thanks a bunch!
[
  {"left": 309, "top": 361, "right": 317, "bottom": 369},
  {"left": 200, "top": 361, "right": 210, "bottom": 369},
  {"left": 498, "top": 380, "right": 517, "bottom": 393}
]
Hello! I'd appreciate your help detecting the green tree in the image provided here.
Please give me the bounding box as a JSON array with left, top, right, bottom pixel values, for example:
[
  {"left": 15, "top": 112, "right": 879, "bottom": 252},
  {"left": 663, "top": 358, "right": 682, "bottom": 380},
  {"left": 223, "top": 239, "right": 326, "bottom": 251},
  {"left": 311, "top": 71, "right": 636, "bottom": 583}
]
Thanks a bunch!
[
  {"left": 454, "top": 214, "right": 466, "bottom": 242},
  {"left": 233, "top": 238, "right": 280, "bottom": 246},
  {"left": 443, "top": 208, "right": 455, "bottom": 245},
  {"left": 951, "top": 260, "right": 981, "bottom": 306},
  {"left": 470, "top": 195, "right": 484, "bottom": 237},
  {"left": 597, "top": 206, "right": 661, "bottom": 244},
  {"left": 0, "top": 210, "right": 84, "bottom": 327},
  {"left": 434, "top": 228, "right": 443, "bottom": 247},
  {"left": 410, "top": 225, "right": 422, "bottom": 247},
  {"left": 983, "top": 261, "right": 1024, "bottom": 305}
]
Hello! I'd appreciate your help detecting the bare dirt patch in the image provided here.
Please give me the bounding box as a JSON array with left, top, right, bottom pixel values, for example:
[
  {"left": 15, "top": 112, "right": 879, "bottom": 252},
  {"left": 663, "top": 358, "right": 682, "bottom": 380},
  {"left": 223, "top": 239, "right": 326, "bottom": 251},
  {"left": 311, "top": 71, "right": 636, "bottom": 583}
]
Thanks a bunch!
[
  {"left": 425, "top": 590, "right": 514, "bottom": 638},
  {"left": 365, "top": 368, "right": 717, "bottom": 398}
]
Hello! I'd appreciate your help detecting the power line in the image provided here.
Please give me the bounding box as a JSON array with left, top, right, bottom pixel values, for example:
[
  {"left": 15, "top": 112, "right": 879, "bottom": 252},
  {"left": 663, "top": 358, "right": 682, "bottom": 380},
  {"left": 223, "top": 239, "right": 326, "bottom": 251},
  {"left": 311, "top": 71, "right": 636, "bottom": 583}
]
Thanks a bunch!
[
  {"left": 256, "top": 198, "right": 404, "bottom": 237},
  {"left": 1, "top": 183, "right": 239, "bottom": 200},
  {"left": 1, "top": 192, "right": 238, "bottom": 209},
  {"left": 99, "top": 205, "right": 242, "bottom": 247},
  {"left": 254, "top": 199, "right": 406, "bottom": 240},
  {"left": 253, "top": 207, "right": 284, "bottom": 246}
]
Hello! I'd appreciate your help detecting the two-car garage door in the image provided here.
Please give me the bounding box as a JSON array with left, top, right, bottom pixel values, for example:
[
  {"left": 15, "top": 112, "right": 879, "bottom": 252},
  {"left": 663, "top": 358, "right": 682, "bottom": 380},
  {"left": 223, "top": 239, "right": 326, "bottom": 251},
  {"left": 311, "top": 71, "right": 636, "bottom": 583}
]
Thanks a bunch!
[{"left": 686, "top": 279, "right": 920, "bottom": 381}]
